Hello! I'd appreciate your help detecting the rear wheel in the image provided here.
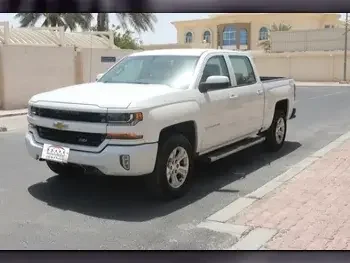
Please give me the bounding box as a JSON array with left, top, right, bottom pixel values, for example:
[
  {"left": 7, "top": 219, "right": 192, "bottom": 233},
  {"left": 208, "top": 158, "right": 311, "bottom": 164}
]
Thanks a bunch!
[
  {"left": 264, "top": 109, "right": 287, "bottom": 152},
  {"left": 46, "top": 161, "right": 85, "bottom": 177},
  {"left": 146, "top": 133, "right": 194, "bottom": 200}
]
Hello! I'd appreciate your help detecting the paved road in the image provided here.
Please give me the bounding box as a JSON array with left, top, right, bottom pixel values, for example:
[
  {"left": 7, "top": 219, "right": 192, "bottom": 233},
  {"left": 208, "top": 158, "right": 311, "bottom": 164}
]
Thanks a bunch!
[{"left": 1, "top": 86, "right": 350, "bottom": 249}]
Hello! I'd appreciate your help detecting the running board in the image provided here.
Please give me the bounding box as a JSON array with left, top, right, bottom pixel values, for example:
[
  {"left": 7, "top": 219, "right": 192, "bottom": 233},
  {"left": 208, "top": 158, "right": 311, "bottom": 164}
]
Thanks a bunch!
[{"left": 205, "top": 137, "right": 266, "bottom": 163}]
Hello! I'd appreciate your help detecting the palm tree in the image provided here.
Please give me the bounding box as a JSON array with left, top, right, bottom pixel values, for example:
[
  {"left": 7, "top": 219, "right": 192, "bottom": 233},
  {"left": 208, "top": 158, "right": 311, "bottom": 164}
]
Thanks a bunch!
[
  {"left": 258, "top": 23, "right": 292, "bottom": 52},
  {"left": 96, "top": 13, "right": 157, "bottom": 33},
  {"left": 15, "top": 13, "right": 93, "bottom": 31}
]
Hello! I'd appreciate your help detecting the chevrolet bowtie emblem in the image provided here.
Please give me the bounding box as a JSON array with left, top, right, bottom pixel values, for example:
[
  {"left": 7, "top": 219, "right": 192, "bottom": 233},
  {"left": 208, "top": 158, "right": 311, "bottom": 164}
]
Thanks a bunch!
[{"left": 53, "top": 121, "right": 68, "bottom": 130}]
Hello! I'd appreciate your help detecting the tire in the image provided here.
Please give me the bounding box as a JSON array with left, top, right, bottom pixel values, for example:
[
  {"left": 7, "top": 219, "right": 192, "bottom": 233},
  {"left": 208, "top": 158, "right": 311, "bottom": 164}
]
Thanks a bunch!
[
  {"left": 46, "top": 161, "right": 85, "bottom": 177},
  {"left": 146, "top": 133, "right": 195, "bottom": 200},
  {"left": 264, "top": 109, "right": 287, "bottom": 152}
]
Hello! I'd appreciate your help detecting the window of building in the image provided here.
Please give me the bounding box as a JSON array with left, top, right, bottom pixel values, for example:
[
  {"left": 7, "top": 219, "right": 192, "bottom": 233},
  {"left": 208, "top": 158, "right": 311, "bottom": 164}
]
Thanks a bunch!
[
  {"left": 240, "top": 29, "right": 248, "bottom": 45},
  {"left": 185, "top": 32, "right": 193, "bottom": 43},
  {"left": 223, "top": 26, "right": 236, "bottom": 46},
  {"left": 259, "top": 27, "right": 269, "bottom": 40},
  {"left": 203, "top": 30, "right": 211, "bottom": 43}
]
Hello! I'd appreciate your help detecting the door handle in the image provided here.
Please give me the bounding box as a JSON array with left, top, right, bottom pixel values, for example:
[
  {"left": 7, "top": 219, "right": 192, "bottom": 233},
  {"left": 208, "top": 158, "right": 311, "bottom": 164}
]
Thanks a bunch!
[
  {"left": 257, "top": 89, "right": 263, "bottom": 95},
  {"left": 229, "top": 94, "right": 238, "bottom": 99}
]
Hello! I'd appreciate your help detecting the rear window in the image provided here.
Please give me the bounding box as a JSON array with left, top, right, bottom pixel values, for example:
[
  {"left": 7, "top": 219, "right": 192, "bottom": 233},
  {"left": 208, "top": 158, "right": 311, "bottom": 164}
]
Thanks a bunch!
[{"left": 228, "top": 56, "right": 257, "bottom": 86}]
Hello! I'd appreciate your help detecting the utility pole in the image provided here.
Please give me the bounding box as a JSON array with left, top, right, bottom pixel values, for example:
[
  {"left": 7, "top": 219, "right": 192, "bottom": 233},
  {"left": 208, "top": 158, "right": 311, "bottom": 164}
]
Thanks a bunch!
[{"left": 344, "top": 13, "right": 348, "bottom": 82}]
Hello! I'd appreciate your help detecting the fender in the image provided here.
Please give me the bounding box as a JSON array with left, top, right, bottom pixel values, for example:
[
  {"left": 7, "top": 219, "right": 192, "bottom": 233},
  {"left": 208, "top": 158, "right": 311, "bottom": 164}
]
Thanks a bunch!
[
  {"left": 147, "top": 101, "right": 203, "bottom": 152},
  {"left": 262, "top": 83, "right": 293, "bottom": 131}
]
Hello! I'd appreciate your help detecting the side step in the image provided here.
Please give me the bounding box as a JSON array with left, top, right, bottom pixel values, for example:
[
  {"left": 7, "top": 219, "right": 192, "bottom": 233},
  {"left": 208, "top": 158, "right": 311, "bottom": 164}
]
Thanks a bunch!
[{"left": 205, "top": 136, "right": 266, "bottom": 163}]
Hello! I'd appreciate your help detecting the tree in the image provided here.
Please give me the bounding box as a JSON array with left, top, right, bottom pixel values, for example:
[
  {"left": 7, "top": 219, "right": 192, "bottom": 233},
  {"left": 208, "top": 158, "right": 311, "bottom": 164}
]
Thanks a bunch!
[
  {"left": 90, "top": 24, "right": 141, "bottom": 50},
  {"left": 14, "top": 13, "right": 93, "bottom": 31},
  {"left": 258, "top": 23, "right": 292, "bottom": 52},
  {"left": 113, "top": 26, "right": 141, "bottom": 50},
  {"left": 96, "top": 13, "right": 157, "bottom": 33}
]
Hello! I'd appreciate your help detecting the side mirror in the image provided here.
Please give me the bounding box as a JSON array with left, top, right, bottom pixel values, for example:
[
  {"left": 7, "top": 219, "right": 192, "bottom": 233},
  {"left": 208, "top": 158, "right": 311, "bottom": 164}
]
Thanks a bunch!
[
  {"left": 198, "top": 76, "right": 230, "bottom": 93},
  {"left": 96, "top": 73, "right": 104, "bottom": 81}
]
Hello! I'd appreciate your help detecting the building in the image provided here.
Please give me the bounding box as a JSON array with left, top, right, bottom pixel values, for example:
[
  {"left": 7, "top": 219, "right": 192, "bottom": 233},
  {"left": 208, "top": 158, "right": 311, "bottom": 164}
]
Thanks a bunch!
[{"left": 169, "top": 13, "right": 343, "bottom": 50}]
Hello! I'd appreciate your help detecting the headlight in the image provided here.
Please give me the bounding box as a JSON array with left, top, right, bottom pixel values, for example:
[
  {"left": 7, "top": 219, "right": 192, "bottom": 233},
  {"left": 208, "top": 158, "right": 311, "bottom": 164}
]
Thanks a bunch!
[
  {"left": 28, "top": 106, "right": 37, "bottom": 116},
  {"left": 107, "top": 112, "right": 143, "bottom": 126}
]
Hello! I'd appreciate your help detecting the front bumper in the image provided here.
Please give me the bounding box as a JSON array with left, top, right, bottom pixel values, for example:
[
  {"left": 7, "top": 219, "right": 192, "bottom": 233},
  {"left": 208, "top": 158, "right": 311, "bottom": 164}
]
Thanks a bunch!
[{"left": 25, "top": 132, "right": 158, "bottom": 176}]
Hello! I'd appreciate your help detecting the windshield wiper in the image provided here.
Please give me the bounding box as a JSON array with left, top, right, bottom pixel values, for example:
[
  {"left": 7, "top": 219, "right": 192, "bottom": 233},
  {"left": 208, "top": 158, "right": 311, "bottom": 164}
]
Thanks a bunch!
[
  {"left": 132, "top": 81, "right": 151, "bottom": 84},
  {"left": 100, "top": 80, "right": 152, "bottom": 85}
]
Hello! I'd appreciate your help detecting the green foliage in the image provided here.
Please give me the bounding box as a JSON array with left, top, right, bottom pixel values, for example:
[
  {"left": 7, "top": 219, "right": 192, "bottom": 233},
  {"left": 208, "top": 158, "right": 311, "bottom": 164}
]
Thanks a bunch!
[
  {"left": 90, "top": 24, "right": 141, "bottom": 50},
  {"left": 14, "top": 13, "right": 93, "bottom": 31},
  {"left": 112, "top": 25, "right": 141, "bottom": 50},
  {"left": 96, "top": 13, "right": 157, "bottom": 33}
]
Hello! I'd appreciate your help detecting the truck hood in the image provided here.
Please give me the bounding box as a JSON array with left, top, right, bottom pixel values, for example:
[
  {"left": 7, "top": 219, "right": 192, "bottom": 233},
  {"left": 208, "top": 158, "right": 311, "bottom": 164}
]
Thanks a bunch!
[{"left": 30, "top": 82, "right": 180, "bottom": 109}]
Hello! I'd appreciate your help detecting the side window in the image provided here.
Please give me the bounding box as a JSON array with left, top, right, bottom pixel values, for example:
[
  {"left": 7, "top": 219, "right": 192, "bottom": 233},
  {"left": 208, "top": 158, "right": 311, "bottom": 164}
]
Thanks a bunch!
[
  {"left": 200, "top": 55, "right": 230, "bottom": 83},
  {"left": 229, "top": 56, "right": 257, "bottom": 86}
]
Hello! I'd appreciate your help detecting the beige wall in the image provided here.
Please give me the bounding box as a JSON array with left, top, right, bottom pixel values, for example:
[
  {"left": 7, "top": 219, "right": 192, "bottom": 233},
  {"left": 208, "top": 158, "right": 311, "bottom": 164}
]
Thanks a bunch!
[
  {"left": 0, "top": 45, "right": 76, "bottom": 110},
  {"left": 271, "top": 28, "right": 350, "bottom": 52},
  {"left": 142, "top": 43, "right": 191, "bottom": 50},
  {"left": 172, "top": 13, "right": 341, "bottom": 50},
  {"left": 0, "top": 45, "right": 348, "bottom": 110},
  {"left": 141, "top": 43, "right": 212, "bottom": 50},
  {"left": 0, "top": 45, "right": 136, "bottom": 110},
  {"left": 79, "top": 48, "right": 135, "bottom": 83},
  {"left": 252, "top": 51, "right": 349, "bottom": 82}
]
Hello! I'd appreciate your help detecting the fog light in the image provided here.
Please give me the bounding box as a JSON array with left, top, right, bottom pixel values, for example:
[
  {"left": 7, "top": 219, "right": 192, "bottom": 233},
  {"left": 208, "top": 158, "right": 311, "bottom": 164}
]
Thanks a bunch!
[{"left": 120, "top": 155, "right": 130, "bottom": 171}]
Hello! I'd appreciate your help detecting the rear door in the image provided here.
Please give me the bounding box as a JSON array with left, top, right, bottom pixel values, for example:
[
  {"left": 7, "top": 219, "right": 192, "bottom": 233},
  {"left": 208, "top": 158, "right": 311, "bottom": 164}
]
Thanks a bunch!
[{"left": 227, "top": 55, "right": 265, "bottom": 137}]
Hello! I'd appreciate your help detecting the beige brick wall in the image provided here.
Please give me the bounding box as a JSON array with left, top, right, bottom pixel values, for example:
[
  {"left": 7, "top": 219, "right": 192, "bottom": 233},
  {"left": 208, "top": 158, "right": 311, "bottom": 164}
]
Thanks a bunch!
[
  {"left": 271, "top": 29, "right": 350, "bottom": 52},
  {"left": 252, "top": 51, "right": 350, "bottom": 82}
]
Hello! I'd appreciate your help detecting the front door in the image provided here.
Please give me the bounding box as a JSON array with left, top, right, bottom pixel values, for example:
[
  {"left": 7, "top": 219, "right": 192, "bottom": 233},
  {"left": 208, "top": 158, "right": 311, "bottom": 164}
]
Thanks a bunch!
[{"left": 198, "top": 55, "right": 234, "bottom": 152}]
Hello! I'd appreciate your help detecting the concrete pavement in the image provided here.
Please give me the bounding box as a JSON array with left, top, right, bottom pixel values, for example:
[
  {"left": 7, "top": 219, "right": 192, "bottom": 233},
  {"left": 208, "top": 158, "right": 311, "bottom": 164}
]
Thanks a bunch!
[
  {"left": 0, "top": 109, "right": 27, "bottom": 132},
  {"left": 1, "top": 86, "right": 350, "bottom": 249},
  {"left": 225, "top": 132, "right": 350, "bottom": 250}
]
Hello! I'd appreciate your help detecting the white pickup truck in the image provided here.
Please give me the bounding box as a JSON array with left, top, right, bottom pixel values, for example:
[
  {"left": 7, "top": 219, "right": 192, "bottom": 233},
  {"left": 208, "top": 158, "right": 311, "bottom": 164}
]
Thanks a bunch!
[{"left": 25, "top": 49, "right": 296, "bottom": 200}]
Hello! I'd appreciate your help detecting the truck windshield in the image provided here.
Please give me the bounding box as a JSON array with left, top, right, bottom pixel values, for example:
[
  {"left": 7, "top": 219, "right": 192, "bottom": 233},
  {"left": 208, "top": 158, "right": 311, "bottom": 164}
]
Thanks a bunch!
[{"left": 98, "top": 55, "right": 200, "bottom": 88}]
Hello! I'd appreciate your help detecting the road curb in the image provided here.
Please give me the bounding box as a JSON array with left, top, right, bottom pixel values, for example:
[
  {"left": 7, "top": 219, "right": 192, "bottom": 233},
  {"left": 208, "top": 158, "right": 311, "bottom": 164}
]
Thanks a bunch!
[
  {"left": 296, "top": 82, "right": 350, "bottom": 87},
  {"left": 197, "top": 130, "right": 350, "bottom": 250},
  {"left": 229, "top": 227, "right": 278, "bottom": 250},
  {"left": 0, "top": 111, "right": 27, "bottom": 118}
]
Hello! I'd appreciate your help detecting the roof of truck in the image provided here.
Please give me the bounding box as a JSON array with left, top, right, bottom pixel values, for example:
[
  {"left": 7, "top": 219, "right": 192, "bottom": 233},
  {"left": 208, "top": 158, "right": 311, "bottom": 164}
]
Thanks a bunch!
[{"left": 131, "top": 48, "right": 251, "bottom": 57}]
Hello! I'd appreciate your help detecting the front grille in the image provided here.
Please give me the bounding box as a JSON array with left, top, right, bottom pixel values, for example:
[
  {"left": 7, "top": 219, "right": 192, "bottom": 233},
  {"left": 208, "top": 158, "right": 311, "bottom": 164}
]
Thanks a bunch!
[
  {"left": 37, "top": 126, "right": 106, "bottom": 147},
  {"left": 32, "top": 107, "right": 107, "bottom": 123}
]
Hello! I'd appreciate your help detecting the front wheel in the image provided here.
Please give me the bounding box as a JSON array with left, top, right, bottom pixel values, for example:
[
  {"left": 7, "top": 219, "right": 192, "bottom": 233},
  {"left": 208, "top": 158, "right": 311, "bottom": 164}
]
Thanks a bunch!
[
  {"left": 146, "top": 134, "right": 194, "bottom": 200},
  {"left": 264, "top": 110, "right": 287, "bottom": 152}
]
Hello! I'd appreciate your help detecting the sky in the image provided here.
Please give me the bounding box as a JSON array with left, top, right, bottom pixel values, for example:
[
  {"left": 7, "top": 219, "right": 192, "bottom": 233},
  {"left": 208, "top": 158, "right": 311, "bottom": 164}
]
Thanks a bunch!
[{"left": 0, "top": 13, "right": 212, "bottom": 45}]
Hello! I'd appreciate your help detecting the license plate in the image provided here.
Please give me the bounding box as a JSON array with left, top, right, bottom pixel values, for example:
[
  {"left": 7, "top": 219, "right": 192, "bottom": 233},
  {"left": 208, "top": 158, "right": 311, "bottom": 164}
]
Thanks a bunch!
[{"left": 41, "top": 144, "right": 70, "bottom": 163}]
